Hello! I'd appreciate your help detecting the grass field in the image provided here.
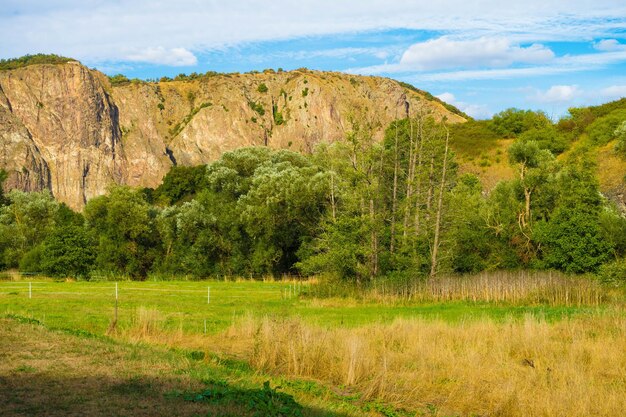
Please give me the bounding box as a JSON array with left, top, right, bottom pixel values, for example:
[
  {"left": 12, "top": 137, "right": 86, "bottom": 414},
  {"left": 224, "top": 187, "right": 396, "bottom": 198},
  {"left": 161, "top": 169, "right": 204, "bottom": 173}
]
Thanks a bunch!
[
  {"left": 1, "top": 274, "right": 626, "bottom": 416},
  {"left": 0, "top": 278, "right": 614, "bottom": 336}
]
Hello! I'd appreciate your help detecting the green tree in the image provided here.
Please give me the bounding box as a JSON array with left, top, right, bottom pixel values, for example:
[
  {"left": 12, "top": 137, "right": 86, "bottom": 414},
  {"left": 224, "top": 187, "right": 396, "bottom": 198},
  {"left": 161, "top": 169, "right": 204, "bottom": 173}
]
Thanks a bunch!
[
  {"left": 84, "top": 186, "right": 160, "bottom": 279},
  {"left": 517, "top": 126, "right": 569, "bottom": 155},
  {"left": 39, "top": 225, "right": 96, "bottom": 278},
  {"left": 0, "top": 190, "right": 59, "bottom": 269},
  {"left": 153, "top": 165, "right": 208, "bottom": 205},
  {"left": 490, "top": 108, "right": 551, "bottom": 138},
  {"left": 534, "top": 154, "right": 612, "bottom": 273}
]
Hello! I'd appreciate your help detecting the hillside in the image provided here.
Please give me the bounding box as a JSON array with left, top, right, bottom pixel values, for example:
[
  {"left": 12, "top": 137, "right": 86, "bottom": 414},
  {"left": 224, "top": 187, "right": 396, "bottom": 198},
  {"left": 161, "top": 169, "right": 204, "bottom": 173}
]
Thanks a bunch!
[
  {"left": 0, "top": 58, "right": 465, "bottom": 209},
  {"left": 448, "top": 104, "right": 626, "bottom": 211}
]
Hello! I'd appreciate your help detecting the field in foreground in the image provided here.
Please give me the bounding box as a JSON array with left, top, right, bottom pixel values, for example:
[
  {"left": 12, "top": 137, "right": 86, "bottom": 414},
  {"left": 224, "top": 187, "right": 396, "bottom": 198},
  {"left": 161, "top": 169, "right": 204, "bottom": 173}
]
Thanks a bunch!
[
  {"left": 0, "top": 316, "right": 370, "bottom": 417},
  {"left": 1, "top": 276, "right": 626, "bottom": 416}
]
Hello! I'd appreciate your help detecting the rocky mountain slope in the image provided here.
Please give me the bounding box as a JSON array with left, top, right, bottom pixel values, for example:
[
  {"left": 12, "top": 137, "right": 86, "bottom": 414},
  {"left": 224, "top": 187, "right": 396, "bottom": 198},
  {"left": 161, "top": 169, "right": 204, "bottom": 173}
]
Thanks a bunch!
[{"left": 0, "top": 61, "right": 465, "bottom": 209}]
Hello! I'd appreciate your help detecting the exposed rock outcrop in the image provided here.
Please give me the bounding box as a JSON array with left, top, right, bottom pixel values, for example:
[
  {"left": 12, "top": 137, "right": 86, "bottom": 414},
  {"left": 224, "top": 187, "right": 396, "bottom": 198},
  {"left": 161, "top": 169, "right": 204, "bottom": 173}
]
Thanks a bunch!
[{"left": 0, "top": 63, "right": 465, "bottom": 209}]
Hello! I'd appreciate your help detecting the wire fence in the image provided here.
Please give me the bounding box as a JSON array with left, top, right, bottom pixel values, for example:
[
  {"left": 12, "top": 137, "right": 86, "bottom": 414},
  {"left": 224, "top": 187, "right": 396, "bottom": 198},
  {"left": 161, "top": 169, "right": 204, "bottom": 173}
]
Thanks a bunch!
[{"left": 0, "top": 280, "right": 307, "bottom": 299}]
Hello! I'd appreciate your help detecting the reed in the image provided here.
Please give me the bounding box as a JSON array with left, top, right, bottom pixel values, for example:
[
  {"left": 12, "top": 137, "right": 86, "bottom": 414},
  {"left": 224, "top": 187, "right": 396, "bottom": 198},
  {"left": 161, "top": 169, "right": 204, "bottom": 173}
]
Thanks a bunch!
[{"left": 308, "top": 271, "right": 609, "bottom": 306}]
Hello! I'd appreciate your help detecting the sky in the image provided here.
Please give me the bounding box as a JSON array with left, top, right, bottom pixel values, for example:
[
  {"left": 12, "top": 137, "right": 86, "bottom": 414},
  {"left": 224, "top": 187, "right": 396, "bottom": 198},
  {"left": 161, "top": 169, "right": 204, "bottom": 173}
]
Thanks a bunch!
[{"left": 2, "top": 1, "right": 626, "bottom": 119}]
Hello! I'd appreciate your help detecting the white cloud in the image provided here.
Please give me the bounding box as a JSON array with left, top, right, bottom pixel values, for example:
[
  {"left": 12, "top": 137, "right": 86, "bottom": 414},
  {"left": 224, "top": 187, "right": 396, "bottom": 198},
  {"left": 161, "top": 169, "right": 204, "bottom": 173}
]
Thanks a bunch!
[
  {"left": 535, "top": 85, "right": 581, "bottom": 103},
  {"left": 125, "top": 47, "right": 197, "bottom": 67},
  {"left": 437, "top": 92, "right": 456, "bottom": 103},
  {"left": 599, "top": 85, "right": 626, "bottom": 99},
  {"left": 396, "top": 48, "right": 626, "bottom": 82},
  {"left": 269, "top": 47, "right": 398, "bottom": 61},
  {"left": 435, "top": 92, "right": 492, "bottom": 119},
  {"left": 399, "top": 37, "right": 554, "bottom": 71},
  {"left": 594, "top": 39, "right": 626, "bottom": 51},
  {"left": 0, "top": 1, "right": 625, "bottom": 65}
]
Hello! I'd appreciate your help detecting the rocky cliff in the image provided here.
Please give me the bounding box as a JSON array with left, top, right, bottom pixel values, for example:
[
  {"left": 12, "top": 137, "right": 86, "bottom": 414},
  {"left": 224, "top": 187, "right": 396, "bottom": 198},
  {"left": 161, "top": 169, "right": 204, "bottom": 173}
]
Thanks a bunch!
[{"left": 0, "top": 62, "right": 465, "bottom": 209}]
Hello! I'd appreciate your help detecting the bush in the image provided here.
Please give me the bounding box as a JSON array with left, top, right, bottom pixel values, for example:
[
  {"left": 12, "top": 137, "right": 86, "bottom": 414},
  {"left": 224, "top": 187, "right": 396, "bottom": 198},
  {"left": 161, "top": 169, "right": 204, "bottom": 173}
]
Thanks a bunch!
[
  {"left": 597, "top": 258, "right": 626, "bottom": 286},
  {"left": 248, "top": 101, "right": 265, "bottom": 116},
  {"left": 586, "top": 109, "right": 626, "bottom": 145},
  {"left": 109, "top": 74, "right": 131, "bottom": 86},
  {"left": 257, "top": 83, "right": 268, "bottom": 93}
]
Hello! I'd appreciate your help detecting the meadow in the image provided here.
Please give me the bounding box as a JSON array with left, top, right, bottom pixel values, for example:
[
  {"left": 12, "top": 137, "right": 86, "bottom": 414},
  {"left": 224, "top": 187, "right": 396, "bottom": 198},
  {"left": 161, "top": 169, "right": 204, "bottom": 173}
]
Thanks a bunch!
[{"left": 1, "top": 272, "right": 626, "bottom": 416}]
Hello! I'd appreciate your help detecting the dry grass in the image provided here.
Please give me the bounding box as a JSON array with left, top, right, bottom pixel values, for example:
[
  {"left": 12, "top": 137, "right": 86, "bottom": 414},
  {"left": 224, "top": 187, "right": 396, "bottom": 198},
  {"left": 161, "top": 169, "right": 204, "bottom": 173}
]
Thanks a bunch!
[
  {"left": 218, "top": 314, "right": 626, "bottom": 417},
  {"left": 312, "top": 271, "right": 612, "bottom": 307},
  {"left": 377, "top": 271, "right": 607, "bottom": 306}
]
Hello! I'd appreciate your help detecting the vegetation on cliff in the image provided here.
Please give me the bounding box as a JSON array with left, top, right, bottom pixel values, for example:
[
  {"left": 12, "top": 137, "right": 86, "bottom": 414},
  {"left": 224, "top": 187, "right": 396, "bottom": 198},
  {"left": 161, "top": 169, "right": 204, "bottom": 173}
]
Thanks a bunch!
[{"left": 0, "top": 54, "right": 74, "bottom": 70}]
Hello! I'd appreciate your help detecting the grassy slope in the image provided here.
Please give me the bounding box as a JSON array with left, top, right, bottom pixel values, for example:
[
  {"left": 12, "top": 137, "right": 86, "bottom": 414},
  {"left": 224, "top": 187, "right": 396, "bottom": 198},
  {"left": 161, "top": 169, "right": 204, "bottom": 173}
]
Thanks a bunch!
[{"left": 451, "top": 121, "right": 626, "bottom": 196}]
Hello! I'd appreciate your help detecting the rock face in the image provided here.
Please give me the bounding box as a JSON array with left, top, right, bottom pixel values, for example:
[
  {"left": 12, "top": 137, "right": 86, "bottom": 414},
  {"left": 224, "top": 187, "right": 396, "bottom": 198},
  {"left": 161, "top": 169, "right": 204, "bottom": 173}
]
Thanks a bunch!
[{"left": 0, "top": 63, "right": 465, "bottom": 209}]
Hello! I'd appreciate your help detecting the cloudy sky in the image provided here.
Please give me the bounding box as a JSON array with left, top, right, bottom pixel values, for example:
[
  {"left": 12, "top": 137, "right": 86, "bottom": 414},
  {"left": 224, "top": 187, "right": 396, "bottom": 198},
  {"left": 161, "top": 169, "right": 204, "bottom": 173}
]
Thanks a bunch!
[{"left": 2, "top": 1, "right": 626, "bottom": 119}]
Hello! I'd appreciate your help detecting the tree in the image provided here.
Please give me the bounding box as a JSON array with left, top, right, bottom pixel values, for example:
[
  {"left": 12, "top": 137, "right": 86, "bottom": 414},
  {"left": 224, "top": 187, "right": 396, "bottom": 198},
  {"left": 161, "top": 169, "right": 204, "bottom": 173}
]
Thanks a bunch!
[
  {"left": 300, "top": 120, "right": 384, "bottom": 282},
  {"left": 518, "top": 126, "right": 569, "bottom": 155},
  {"left": 153, "top": 165, "right": 208, "bottom": 205},
  {"left": 84, "top": 186, "right": 160, "bottom": 279},
  {"left": 534, "top": 154, "right": 612, "bottom": 273},
  {"left": 508, "top": 140, "right": 554, "bottom": 230},
  {"left": 0, "top": 190, "right": 59, "bottom": 269},
  {"left": 490, "top": 108, "right": 551, "bottom": 138},
  {"left": 40, "top": 225, "right": 96, "bottom": 278}
]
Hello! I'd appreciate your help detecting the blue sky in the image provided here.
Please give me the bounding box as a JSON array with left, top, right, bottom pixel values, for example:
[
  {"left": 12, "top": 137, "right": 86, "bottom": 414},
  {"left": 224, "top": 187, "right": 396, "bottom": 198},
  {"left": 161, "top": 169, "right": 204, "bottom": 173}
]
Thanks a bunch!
[{"left": 2, "top": 1, "right": 626, "bottom": 119}]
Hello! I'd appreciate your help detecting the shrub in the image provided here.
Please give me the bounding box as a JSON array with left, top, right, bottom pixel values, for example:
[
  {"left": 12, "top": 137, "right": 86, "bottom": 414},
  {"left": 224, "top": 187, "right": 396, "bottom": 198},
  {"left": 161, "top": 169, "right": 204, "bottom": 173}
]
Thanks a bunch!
[
  {"left": 257, "top": 83, "right": 268, "bottom": 93},
  {"left": 248, "top": 101, "right": 265, "bottom": 116},
  {"left": 597, "top": 258, "right": 626, "bottom": 286},
  {"left": 109, "top": 74, "right": 131, "bottom": 86},
  {"left": 586, "top": 109, "right": 626, "bottom": 145}
]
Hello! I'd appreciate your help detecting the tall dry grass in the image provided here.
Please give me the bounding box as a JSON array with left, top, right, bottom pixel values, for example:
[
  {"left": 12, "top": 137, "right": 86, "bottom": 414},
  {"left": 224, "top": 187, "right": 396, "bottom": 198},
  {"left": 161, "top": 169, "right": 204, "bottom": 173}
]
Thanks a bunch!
[
  {"left": 310, "top": 271, "right": 610, "bottom": 306},
  {"left": 221, "top": 314, "right": 626, "bottom": 417},
  {"left": 120, "top": 307, "right": 186, "bottom": 344}
]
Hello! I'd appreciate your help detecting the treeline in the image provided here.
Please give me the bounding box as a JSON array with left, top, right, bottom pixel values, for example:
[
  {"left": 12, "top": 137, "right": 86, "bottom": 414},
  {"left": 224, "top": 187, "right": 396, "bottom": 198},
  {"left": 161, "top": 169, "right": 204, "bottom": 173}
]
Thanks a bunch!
[{"left": 0, "top": 107, "right": 625, "bottom": 282}]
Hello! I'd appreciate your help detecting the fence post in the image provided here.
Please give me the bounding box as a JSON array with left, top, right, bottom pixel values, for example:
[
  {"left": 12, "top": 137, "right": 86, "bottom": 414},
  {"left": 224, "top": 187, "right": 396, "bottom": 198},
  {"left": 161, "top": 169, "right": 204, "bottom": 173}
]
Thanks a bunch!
[
  {"left": 29, "top": 282, "right": 32, "bottom": 299},
  {"left": 115, "top": 282, "right": 118, "bottom": 323},
  {"left": 207, "top": 287, "right": 210, "bottom": 304}
]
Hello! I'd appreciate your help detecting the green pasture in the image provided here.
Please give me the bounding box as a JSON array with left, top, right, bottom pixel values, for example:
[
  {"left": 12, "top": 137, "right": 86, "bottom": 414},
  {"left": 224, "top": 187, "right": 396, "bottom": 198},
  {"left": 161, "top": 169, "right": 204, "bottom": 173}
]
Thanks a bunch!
[{"left": 0, "top": 279, "right": 612, "bottom": 336}]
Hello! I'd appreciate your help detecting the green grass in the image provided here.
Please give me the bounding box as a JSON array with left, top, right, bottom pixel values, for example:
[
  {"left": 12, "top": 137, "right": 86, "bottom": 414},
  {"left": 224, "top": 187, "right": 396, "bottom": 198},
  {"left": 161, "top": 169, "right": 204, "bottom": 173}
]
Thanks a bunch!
[{"left": 0, "top": 280, "right": 612, "bottom": 337}]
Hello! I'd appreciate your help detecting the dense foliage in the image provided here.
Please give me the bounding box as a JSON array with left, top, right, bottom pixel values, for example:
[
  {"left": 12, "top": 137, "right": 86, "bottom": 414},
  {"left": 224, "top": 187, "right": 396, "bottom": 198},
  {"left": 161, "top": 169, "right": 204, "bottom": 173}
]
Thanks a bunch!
[
  {"left": 0, "top": 54, "right": 74, "bottom": 71},
  {"left": 0, "top": 101, "right": 624, "bottom": 280}
]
